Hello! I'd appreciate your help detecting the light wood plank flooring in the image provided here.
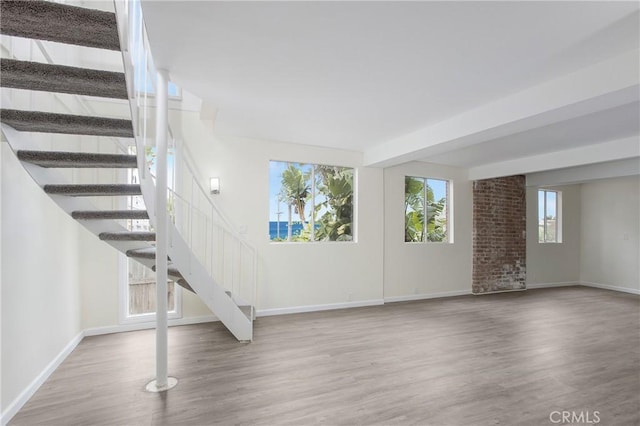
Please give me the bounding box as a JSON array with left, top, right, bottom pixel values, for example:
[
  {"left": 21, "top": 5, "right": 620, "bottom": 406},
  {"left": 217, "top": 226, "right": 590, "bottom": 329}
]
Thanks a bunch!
[{"left": 10, "top": 286, "right": 640, "bottom": 425}]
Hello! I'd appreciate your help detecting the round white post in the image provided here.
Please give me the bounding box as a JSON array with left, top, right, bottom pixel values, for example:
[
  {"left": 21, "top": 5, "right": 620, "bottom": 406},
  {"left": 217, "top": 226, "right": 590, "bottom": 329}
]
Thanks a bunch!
[{"left": 146, "top": 69, "right": 177, "bottom": 392}]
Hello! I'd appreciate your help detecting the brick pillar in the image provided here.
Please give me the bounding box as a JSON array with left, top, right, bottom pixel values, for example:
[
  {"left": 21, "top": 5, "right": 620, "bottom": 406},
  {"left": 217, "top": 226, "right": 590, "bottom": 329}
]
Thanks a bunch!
[{"left": 472, "top": 175, "right": 526, "bottom": 294}]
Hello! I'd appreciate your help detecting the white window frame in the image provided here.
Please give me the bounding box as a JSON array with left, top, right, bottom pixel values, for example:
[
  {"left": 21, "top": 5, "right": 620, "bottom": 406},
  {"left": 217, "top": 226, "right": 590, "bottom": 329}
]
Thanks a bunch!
[
  {"left": 118, "top": 254, "right": 183, "bottom": 325},
  {"left": 117, "top": 160, "right": 183, "bottom": 325},
  {"left": 269, "top": 160, "right": 357, "bottom": 243},
  {"left": 538, "top": 189, "right": 563, "bottom": 244},
  {"left": 404, "top": 176, "right": 453, "bottom": 244}
]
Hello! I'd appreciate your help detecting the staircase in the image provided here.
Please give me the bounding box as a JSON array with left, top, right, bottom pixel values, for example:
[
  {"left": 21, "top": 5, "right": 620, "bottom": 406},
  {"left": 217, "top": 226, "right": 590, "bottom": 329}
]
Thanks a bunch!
[{"left": 0, "top": 0, "right": 254, "bottom": 340}]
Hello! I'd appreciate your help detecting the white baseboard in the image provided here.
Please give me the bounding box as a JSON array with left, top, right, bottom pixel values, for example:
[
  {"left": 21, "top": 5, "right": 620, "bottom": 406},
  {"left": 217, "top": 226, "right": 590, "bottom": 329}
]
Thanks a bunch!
[
  {"left": 527, "top": 281, "right": 580, "bottom": 289},
  {"left": 1, "top": 331, "right": 83, "bottom": 426},
  {"left": 384, "top": 289, "right": 471, "bottom": 303},
  {"left": 527, "top": 281, "right": 639, "bottom": 295},
  {"left": 580, "top": 281, "right": 640, "bottom": 295},
  {"left": 256, "top": 299, "right": 384, "bottom": 317},
  {"left": 84, "top": 315, "right": 218, "bottom": 337}
]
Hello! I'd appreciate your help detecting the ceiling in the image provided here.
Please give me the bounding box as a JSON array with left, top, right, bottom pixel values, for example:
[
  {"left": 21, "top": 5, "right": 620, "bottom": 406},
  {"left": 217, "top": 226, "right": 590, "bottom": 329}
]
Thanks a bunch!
[{"left": 141, "top": 1, "right": 639, "bottom": 177}]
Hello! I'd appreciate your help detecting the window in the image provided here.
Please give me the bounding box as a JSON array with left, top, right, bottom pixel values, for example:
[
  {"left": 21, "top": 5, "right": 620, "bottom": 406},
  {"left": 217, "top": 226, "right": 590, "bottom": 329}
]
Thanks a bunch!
[
  {"left": 126, "top": 258, "right": 178, "bottom": 316},
  {"left": 269, "top": 161, "right": 354, "bottom": 242},
  {"left": 139, "top": 80, "right": 181, "bottom": 99},
  {"left": 119, "top": 147, "right": 181, "bottom": 323},
  {"left": 538, "top": 189, "right": 562, "bottom": 243},
  {"left": 405, "top": 176, "right": 450, "bottom": 243}
]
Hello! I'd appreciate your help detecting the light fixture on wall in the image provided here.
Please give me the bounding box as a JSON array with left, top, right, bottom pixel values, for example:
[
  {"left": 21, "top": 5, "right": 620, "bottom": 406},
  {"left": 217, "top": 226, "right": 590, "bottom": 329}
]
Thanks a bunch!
[{"left": 210, "top": 177, "right": 220, "bottom": 194}]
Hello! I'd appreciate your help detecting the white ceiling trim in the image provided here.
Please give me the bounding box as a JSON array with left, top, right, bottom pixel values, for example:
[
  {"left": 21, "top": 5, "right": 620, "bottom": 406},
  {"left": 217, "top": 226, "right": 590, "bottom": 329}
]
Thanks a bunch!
[{"left": 364, "top": 50, "right": 640, "bottom": 168}]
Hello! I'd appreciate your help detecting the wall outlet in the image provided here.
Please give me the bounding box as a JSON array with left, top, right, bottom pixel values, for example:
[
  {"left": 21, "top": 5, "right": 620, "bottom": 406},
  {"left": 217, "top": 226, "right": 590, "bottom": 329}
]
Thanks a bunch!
[{"left": 623, "top": 233, "right": 629, "bottom": 241}]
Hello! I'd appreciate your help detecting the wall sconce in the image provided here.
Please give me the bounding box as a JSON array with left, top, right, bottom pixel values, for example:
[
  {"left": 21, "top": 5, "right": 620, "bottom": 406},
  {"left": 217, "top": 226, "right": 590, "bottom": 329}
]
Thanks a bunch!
[{"left": 210, "top": 177, "right": 220, "bottom": 194}]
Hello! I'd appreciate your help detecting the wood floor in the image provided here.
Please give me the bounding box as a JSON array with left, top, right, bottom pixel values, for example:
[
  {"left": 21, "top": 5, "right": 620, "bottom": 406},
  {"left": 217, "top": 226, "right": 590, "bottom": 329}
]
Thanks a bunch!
[{"left": 10, "top": 286, "right": 640, "bottom": 425}]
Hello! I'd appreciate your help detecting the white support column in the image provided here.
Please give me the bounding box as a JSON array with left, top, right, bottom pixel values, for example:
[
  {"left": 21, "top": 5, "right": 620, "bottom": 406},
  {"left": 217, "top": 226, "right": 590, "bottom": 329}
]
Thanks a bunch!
[{"left": 146, "top": 69, "right": 177, "bottom": 392}]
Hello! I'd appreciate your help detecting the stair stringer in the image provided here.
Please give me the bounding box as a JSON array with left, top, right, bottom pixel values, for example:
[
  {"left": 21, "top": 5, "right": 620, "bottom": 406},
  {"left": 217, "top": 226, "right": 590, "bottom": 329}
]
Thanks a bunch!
[{"left": 169, "top": 224, "right": 253, "bottom": 341}]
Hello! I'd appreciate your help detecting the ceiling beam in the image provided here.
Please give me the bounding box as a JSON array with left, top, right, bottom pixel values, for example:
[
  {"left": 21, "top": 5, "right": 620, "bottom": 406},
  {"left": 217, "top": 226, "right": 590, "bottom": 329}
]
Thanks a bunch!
[
  {"left": 364, "top": 50, "right": 640, "bottom": 168},
  {"left": 526, "top": 157, "right": 640, "bottom": 187},
  {"left": 467, "top": 136, "right": 639, "bottom": 181}
]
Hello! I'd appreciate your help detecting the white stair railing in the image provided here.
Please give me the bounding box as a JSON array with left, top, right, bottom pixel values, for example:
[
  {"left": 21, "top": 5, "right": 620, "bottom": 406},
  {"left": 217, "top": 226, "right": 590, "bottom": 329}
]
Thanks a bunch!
[
  {"left": 170, "top": 135, "right": 257, "bottom": 312},
  {"left": 114, "top": 0, "right": 257, "bottom": 338}
]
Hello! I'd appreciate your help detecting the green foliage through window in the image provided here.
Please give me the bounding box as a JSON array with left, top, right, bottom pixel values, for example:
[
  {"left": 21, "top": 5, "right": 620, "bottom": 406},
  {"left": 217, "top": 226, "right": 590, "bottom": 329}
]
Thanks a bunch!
[
  {"left": 405, "top": 176, "right": 449, "bottom": 243},
  {"left": 269, "top": 161, "right": 354, "bottom": 242}
]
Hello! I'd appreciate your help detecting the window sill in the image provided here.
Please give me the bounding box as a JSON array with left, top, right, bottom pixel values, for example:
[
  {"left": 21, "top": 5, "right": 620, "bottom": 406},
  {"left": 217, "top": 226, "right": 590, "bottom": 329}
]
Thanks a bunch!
[
  {"left": 121, "top": 311, "right": 182, "bottom": 325},
  {"left": 270, "top": 241, "right": 356, "bottom": 245}
]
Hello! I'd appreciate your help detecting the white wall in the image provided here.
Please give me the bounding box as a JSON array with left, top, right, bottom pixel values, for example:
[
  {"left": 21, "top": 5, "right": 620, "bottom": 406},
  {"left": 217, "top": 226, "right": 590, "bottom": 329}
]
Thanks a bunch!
[
  {"left": 228, "top": 137, "right": 385, "bottom": 310},
  {"left": 1, "top": 143, "right": 82, "bottom": 415},
  {"left": 383, "top": 162, "right": 473, "bottom": 300},
  {"left": 526, "top": 184, "right": 581, "bottom": 286},
  {"left": 580, "top": 176, "right": 640, "bottom": 293},
  {"left": 170, "top": 110, "right": 385, "bottom": 311}
]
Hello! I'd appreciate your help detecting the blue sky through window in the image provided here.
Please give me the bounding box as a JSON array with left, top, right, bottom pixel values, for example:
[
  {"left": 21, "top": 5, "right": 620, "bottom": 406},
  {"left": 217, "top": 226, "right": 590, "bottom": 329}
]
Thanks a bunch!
[
  {"left": 268, "top": 161, "right": 330, "bottom": 222},
  {"left": 538, "top": 190, "right": 557, "bottom": 219},
  {"left": 429, "top": 178, "right": 447, "bottom": 202}
]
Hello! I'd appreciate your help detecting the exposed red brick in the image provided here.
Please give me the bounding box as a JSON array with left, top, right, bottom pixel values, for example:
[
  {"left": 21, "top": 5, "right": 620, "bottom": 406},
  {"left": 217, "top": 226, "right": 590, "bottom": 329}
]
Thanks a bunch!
[{"left": 472, "top": 175, "right": 526, "bottom": 293}]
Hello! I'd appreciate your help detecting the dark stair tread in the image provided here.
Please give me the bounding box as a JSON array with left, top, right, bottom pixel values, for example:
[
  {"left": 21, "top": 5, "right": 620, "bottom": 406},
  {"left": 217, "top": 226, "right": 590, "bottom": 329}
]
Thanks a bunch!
[
  {"left": 44, "top": 184, "right": 141, "bottom": 196},
  {"left": 17, "top": 150, "right": 137, "bottom": 168},
  {"left": 0, "top": 0, "right": 120, "bottom": 51},
  {"left": 176, "top": 280, "right": 194, "bottom": 293},
  {"left": 152, "top": 264, "right": 183, "bottom": 279},
  {"left": 0, "top": 109, "right": 133, "bottom": 137},
  {"left": 99, "top": 231, "right": 156, "bottom": 241},
  {"left": 167, "top": 264, "right": 184, "bottom": 278},
  {"left": 126, "top": 247, "right": 170, "bottom": 261},
  {"left": 1, "top": 59, "right": 128, "bottom": 99},
  {"left": 151, "top": 263, "right": 184, "bottom": 280},
  {"left": 168, "top": 266, "right": 182, "bottom": 279},
  {"left": 72, "top": 210, "right": 149, "bottom": 220},
  {"left": 148, "top": 265, "right": 192, "bottom": 292}
]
